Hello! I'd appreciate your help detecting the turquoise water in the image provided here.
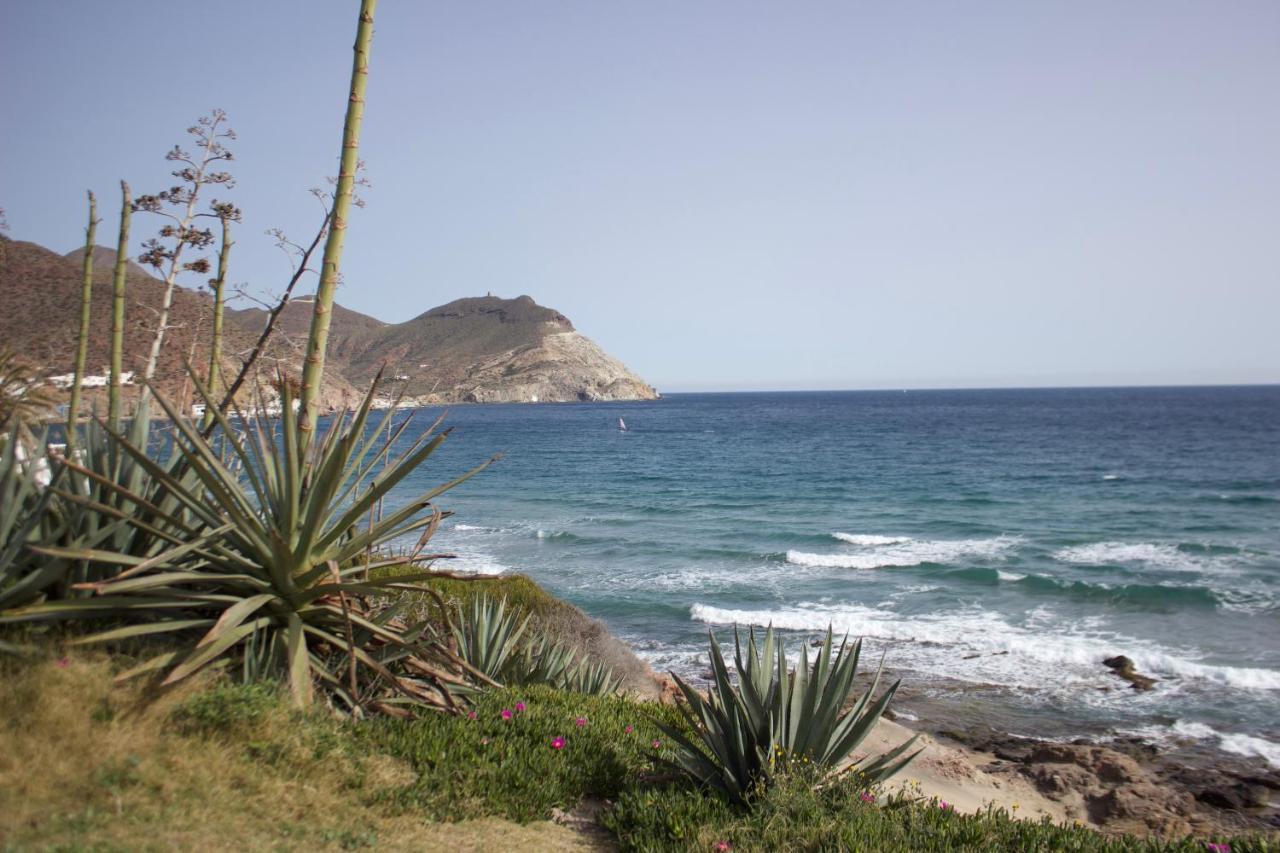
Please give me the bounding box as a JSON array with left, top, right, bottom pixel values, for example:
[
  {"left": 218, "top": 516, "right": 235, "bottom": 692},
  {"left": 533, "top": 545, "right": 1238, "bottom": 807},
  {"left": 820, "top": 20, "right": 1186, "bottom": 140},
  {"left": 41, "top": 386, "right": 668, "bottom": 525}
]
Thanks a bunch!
[{"left": 384, "top": 386, "right": 1280, "bottom": 767}]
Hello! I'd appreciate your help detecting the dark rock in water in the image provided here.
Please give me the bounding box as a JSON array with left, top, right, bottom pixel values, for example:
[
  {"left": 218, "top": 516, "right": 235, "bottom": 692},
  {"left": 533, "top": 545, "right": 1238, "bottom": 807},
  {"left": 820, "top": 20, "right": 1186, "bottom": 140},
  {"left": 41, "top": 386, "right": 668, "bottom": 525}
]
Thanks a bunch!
[{"left": 1103, "top": 655, "right": 1157, "bottom": 691}]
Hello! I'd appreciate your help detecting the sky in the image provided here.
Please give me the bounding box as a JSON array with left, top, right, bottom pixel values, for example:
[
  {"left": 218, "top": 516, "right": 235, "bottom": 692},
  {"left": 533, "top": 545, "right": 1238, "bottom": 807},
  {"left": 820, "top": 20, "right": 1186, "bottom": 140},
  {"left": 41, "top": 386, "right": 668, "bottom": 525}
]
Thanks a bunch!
[{"left": 2, "top": 1, "right": 1278, "bottom": 392}]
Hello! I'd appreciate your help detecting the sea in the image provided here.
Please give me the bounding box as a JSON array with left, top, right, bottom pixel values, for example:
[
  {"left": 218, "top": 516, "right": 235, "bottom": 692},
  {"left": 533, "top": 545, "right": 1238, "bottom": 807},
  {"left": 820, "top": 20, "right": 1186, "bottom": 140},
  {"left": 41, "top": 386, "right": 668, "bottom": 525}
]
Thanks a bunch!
[{"left": 381, "top": 386, "right": 1280, "bottom": 769}]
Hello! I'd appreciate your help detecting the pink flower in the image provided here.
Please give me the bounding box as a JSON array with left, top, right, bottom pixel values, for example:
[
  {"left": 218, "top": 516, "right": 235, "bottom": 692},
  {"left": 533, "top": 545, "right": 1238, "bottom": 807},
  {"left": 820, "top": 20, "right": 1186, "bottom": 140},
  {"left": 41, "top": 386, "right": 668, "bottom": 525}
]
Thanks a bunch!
[
  {"left": 652, "top": 739, "right": 662, "bottom": 749},
  {"left": 939, "top": 801, "right": 952, "bottom": 811},
  {"left": 1206, "top": 844, "right": 1232, "bottom": 853},
  {"left": 624, "top": 724, "right": 634, "bottom": 734},
  {"left": 575, "top": 717, "right": 587, "bottom": 727},
  {"left": 56, "top": 657, "right": 69, "bottom": 668},
  {"left": 713, "top": 842, "right": 733, "bottom": 852},
  {"left": 551, "top": 736, "right": 566, "bottom": 750},
  {"left": 859, "top": 792, "right": 875, "bottom": 803},
  {"left": 515, "top": 702, "right": 526, "bottom": 713},
  {"left": 467, "top": 711, "right": 477, "bottom": 720},
  {"left": 500, "top": 709, "right": 513, "bottom": 720}
]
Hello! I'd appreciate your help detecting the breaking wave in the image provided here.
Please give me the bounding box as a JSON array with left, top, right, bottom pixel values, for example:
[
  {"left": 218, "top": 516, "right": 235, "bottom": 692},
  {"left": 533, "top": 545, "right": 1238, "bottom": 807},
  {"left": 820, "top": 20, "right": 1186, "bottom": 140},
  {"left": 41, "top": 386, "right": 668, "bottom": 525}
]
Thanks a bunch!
[
  {"left": 831, "top": 533, "right": 913, "bottom": 546},
  {"left": 688, "top": 602, "right": 1280, "bottom": 691},
  {"left": 1123, "top": 722, "right": 1280, "bottom": 768},
  {"left": 788, "top": 536, "right": 1021, "bottom": 569}
]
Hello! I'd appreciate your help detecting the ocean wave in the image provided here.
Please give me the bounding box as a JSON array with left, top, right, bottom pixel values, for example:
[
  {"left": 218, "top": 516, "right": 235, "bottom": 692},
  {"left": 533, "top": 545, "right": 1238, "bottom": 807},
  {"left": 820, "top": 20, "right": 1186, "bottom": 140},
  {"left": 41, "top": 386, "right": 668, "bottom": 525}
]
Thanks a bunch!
[
  {"left": 688, "top": 602, "right": 1280, "bottom": 691},
  {"left": 832, "top": 533, "right": 913, "bottom": 546},
  {"left": 452, "top": 523, "right": 499, "bottom": 532},
  {"left": 788, "top": 536, "right": 1021, "bottom": 569},
  {"left": 1053, "top": 542, "right": 1200, "bottom": 571},
  {"left": 997, "top": 570, "right": 1027, "bottom": 582},
  {"left": 439, "top": 552, "right": 511, "bottom": 576},
  {"left": 1209, "top": 494, "right": 1279, "bottom": 506},
  {"left": 1123, "top": 722, "right": 1280, "bottom": 768},
  {"left": 1015, "top": 574, "right": 1225, "bottom": 610}
]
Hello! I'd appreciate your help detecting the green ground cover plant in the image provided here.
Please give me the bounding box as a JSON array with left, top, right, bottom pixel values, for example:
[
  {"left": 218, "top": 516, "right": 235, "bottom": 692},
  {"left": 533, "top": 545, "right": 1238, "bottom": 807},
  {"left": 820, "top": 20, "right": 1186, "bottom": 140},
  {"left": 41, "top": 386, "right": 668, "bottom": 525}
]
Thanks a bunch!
[{"left": 5, "top": 653, "right": 1271, "bottom": 852}]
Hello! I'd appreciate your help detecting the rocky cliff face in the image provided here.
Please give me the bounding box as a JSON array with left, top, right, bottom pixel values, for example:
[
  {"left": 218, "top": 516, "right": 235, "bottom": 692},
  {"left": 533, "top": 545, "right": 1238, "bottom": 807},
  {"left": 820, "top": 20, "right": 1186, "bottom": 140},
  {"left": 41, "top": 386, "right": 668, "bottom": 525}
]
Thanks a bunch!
[
  {"left": 336, "top": 295, "right": 658, "bottom": 404},
  {"left": 446, "top": 331, "right": 658, "bottom": 403}
]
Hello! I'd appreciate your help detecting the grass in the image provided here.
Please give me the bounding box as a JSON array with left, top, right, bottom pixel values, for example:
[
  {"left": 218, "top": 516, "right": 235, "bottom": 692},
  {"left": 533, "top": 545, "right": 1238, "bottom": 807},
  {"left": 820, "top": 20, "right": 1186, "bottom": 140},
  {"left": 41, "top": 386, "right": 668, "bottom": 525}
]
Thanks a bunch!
[
  {"left": 605, "top": 773, "right": 1275, "bottom": 852},
  {"left": 0, "top": 653, "right": 591, "bottom": 851},
  {"left": 2, "top": 640, "right": 1275, "bottom": 852}
]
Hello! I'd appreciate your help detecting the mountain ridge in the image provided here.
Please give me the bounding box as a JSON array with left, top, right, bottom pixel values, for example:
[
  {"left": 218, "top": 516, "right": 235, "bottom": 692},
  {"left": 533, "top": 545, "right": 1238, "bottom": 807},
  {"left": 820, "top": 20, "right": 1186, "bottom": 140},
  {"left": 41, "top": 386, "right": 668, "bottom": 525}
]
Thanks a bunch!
[{"left": 0, "top": 236, "right": 657, "bottom": 406}]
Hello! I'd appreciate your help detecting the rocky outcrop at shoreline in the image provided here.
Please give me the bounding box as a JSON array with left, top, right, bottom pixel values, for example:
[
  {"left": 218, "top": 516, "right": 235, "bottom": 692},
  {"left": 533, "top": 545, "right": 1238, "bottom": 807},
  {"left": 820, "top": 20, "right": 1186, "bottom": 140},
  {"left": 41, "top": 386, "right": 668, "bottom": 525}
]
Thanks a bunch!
[{"left": 937, "top": 727, "right": 1280, "bottom": 838}]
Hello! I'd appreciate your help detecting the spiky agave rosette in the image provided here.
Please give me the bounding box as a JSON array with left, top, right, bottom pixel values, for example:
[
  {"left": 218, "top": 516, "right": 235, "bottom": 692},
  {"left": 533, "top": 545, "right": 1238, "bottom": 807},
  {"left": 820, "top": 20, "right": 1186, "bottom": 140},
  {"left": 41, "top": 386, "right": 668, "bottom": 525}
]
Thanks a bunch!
[
  {"left": 4, "top": 370, "right": 497, "bottom": 714},
  {"left": 658, "top": 625, "right": 923, "bottom": 805}
]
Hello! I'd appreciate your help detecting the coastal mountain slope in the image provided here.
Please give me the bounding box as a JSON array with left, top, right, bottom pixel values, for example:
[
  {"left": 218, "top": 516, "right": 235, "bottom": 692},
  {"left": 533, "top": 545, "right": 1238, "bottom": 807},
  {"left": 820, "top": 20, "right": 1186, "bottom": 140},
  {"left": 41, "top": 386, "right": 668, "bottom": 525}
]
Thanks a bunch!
[
  {"left": 233, "top": 295, "right": 659, "bottom": 403},
  {"left": 348, "top": 296, "right": 657, "bottom": 402},
  {"left": 0, "top": 236, "right": 355, "bottom": 408},
  {"left": 225, "top": 298, "right": 389, "bottom": 369},
  {"left": 1, "top": 236, "right": 657, "bottom": 405}
]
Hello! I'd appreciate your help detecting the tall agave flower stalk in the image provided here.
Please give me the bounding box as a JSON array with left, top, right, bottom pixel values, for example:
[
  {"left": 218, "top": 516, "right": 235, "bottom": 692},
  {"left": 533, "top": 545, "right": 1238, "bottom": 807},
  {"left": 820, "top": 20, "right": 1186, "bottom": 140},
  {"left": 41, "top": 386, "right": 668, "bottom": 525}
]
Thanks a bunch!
[
  {"left": 206, "top": 212, "right": 232, "bottom": 401},
  {"left": 133, "top": 111, "right": 235, "bottom": 418},
  {"left": 108, "top": 182, "right": 131, "bottom": 431},
  {"left": 66, "top": 191, "right": 99, "bottom": 452},
  {"left": 300, "top": 0, "right": 378, "bottom": 434}
]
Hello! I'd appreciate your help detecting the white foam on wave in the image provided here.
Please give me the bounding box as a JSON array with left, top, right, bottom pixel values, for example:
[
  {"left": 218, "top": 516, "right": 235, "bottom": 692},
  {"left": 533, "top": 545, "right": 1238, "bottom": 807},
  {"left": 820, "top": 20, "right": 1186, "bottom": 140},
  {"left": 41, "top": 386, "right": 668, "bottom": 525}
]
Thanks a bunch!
[
  {"left": 997, "top": 570, "right": 1027, "bottom": 582},
  {"left": 440, "top": 551, "right": 510, "bottom": 576},
  {"left": 789, "top": 536, "right": 1021, "bottom": 569},
  {"left": 1122, "top": 722, "right": 1280, "bottom": 768},
  {"left": 452, "top": 523, "right": 497, "bottom": 532},
  {"left": 1102, "top": 474, "right": 1121, "bottom": 481},
  {"left": 832, "top": 533, "right": 913, "bottom": 546},
  {"left": 688, "top": 602, "right": 1280, "bottom": 692},
  {"left": 1053, "top": 542, "right": 1200, "bottom": 572}
]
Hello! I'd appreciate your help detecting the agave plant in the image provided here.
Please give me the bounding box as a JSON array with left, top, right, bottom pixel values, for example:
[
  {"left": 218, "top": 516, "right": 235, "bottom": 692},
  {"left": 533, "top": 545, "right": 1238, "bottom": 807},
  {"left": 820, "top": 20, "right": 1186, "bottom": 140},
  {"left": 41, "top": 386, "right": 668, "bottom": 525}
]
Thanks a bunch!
[
  {"left": 0, "top": 427, "right": 73, "bottom": 625},
  {"left": 450, "top": 594, "right": 531, "bottom": 680},
  {"left": 4, "top": 373, "right": 495, "bottom": 712},
  {"left": 564, "top": 658, "right": 622, "bottom": 696},
  {"left": 659, "top": 625, "right": 921, "bottom": 806},
  {"left": 449, "top": 593, "right": 620, "bottom": 695}
]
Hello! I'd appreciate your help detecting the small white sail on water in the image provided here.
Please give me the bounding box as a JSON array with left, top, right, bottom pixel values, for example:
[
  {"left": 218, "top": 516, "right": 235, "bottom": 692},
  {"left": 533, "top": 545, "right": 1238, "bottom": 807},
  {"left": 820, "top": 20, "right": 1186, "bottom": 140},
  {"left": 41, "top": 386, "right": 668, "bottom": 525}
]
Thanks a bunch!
[{"left": 618, "top": 417, "right": 628, "bottom": 432}]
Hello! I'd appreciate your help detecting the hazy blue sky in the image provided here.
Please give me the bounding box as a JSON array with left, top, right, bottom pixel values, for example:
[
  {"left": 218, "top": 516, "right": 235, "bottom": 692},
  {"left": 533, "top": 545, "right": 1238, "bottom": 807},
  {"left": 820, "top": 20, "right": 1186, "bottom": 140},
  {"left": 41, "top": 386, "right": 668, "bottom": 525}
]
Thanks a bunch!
[{"left": 2, "top": 2, "right": 1277, "bottom": 391}]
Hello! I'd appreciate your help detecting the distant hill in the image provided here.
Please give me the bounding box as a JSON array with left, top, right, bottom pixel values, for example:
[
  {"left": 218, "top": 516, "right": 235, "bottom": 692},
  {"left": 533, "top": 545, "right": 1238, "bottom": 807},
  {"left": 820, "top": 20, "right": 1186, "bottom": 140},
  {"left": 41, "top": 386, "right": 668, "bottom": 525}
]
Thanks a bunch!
[
  {"left": 63, "top": 245, "right": 154, "bottom": 281},
  {"left": 1, "top": 235, "right": 656, "bottom": 405},
  {"left": 228, "top": 294, "right": 657, "bottom": 403},
  {"left": 0, "top": 236, "right": 354, "bottom": 410}
]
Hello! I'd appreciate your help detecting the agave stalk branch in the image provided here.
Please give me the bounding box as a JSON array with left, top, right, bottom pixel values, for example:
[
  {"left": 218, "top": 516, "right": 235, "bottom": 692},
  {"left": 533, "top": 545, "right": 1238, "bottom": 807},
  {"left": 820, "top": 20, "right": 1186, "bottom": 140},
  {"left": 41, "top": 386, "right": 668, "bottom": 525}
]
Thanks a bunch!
[
  {"left": 139, "top": 114, "right": 228, "bottom": 392},
  {"left": 300, "top": 0, "right": 377, "bottom": 435},
  {"left": 66, "top": 191, "right": 99, "bottom": 452},
  {"left": 108, "top": 182, "right": 131, "bottom": 431},
  {"left": 205, "top": 207, "right": 330, "bottom": 433}
]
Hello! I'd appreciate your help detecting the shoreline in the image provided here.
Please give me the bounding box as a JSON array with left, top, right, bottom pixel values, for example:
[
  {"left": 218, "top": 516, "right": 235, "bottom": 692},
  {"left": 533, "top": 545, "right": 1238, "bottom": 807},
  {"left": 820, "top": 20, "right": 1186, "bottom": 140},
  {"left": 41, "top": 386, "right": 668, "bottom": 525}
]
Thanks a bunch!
[{"left": 636, "top": 642, "right": 1280, "bottom": 840}]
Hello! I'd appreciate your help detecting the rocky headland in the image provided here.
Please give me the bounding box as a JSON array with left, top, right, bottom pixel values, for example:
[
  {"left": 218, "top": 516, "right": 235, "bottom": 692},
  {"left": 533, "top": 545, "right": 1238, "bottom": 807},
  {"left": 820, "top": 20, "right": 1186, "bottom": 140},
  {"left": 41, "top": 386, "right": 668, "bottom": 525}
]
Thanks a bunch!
[{"left": 0, "top": 235, "right": 657, "bottom": 408}]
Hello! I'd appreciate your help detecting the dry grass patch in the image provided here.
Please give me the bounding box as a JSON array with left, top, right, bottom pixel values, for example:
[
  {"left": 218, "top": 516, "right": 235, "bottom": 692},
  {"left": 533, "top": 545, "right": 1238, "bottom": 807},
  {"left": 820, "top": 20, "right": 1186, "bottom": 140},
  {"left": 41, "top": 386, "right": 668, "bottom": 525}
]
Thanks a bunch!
[{"left": 0, "top": 653, "right": 596, "bottom": 851}]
